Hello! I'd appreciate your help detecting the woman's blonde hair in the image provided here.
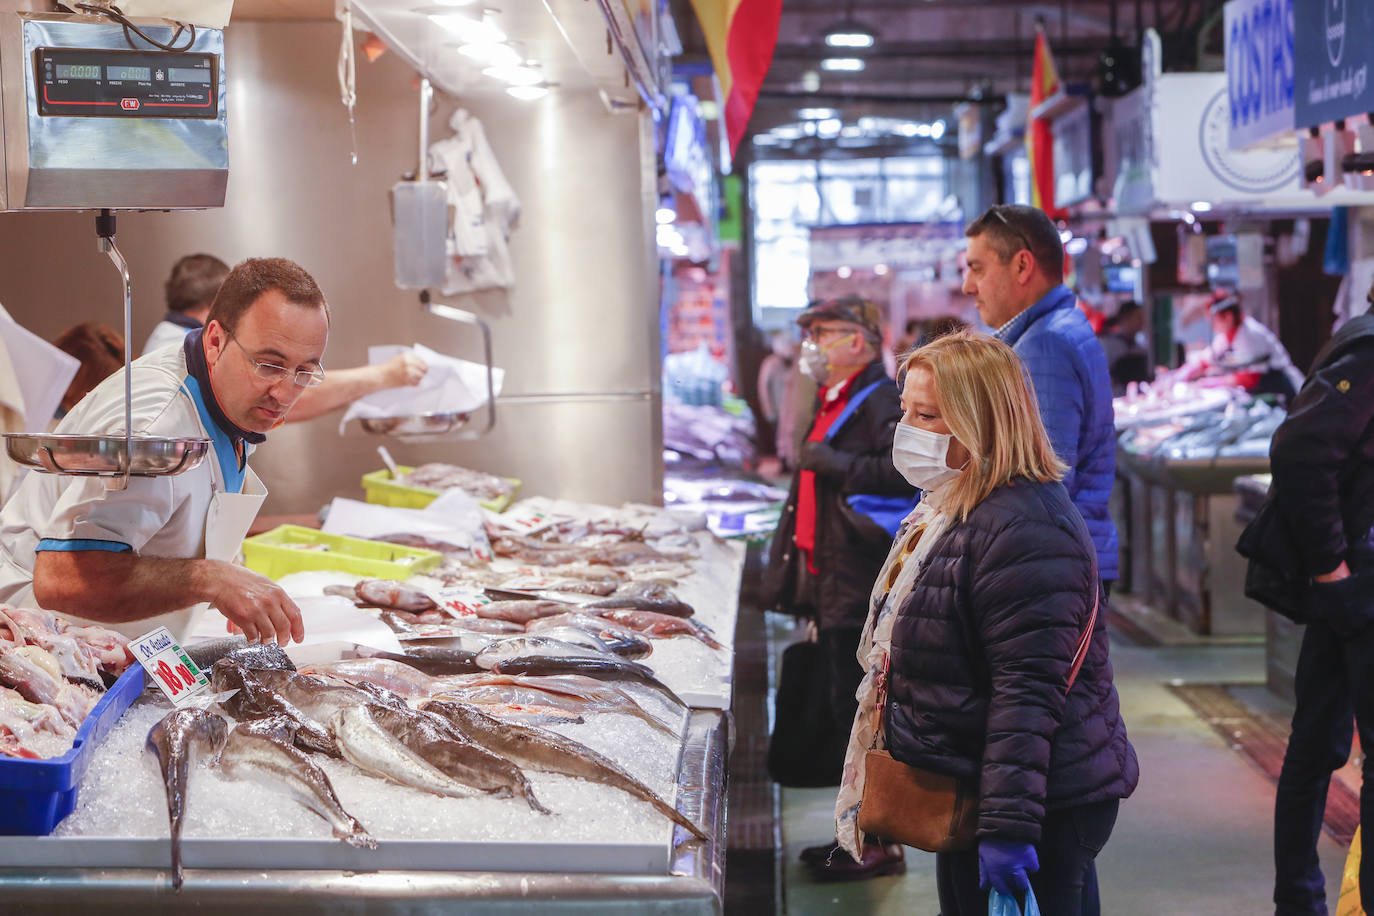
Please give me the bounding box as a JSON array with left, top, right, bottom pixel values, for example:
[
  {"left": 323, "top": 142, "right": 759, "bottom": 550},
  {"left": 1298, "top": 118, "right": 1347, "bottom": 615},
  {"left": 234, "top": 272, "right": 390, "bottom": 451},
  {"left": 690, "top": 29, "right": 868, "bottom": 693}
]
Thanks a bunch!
[{"left": 900, "top": 330, "right": 1066, "bottom": 520}]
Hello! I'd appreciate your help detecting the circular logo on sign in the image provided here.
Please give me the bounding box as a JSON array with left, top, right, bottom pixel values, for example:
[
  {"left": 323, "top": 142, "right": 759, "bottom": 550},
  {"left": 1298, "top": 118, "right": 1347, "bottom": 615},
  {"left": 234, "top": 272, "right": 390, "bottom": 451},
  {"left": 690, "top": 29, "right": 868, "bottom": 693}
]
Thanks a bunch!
[
  {"left": 1198, "top": 89, "right": 1301, "bottom": 193},
  {"left": 1328, "top": 0, "right": 1347, "bottom": 67}
]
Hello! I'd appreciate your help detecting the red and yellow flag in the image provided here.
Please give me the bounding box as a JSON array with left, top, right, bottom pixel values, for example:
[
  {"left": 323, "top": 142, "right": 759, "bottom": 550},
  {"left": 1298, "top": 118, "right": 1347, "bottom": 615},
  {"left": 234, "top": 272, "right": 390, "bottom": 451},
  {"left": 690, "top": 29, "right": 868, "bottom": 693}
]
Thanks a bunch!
[
  {"left": 1027, "top": 24, "right": 1063, "bottom": 217},
  {"left": 689, "top": 0, "right": 783, "bottom": 160}
]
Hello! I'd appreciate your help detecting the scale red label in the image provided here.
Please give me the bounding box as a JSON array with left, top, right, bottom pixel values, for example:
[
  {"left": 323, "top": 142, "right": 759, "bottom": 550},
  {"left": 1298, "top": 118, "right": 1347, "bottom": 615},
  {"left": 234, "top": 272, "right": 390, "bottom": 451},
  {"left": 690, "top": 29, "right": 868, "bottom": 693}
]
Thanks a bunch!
[{"left": 120, "top": 98, "right": 139, "bottom": 110}]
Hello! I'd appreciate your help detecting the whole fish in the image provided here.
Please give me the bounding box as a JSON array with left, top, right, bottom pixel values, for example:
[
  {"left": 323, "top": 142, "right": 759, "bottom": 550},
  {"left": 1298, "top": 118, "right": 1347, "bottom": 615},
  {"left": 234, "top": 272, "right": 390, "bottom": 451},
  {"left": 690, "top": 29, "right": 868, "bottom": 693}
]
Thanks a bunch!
[
  {"left": 359, "top": 647, "right": 482, "bottom": 676},
  {"left": 524, "top": 625, "right": 652, "bottom": 661},
  {"left": 433, "top": 674, "right": 673, "bottom": 736},
  {"left": 423, "top": 700, "right": 706, "bottom": 841},
  {"left": 525, "top": 614, "right": 654, "bottom": 660},
  {"left": 355, "top": 579, "right": 438, "bottom": 614},
  {"left": 474, "top": 635, "right": 622, "bottom": 671},
  {"left": 248, "top": 669, "right": 408, "bottom": 723},
  {"left": 299, "top": 658, "right": 442, "bottom": 698},
  {"left": 221, "top": 642, "right": 297, "bottom": 672},
  {"left": 210, "top": 660, "right": 338, "bottom": 757},
  {"left": 329, "top": 704, "right": 483, "bottom": 799},
  {"left": 473, "top": 600, "right": 571, "bottom": 626},
  {"left": 146, "top": 708, "right": 229, "bottom": 890},
  {"left": 587, "top": 596, "right": 695, "bottom": 619},
  {"left": 0, "top": 644, "right": 99, "bottom": 728},
  {"left": 489, "top": 655, "right": 685, "bottom": 709},
  {"left": 585, "top": 609, "right": 723, "bottom": 650},
  {"left": 365, "top": 703, "right": 550, "bottom": 813},
  {"left": 219, "top": 725, "right": 376, "bottom": 849}
]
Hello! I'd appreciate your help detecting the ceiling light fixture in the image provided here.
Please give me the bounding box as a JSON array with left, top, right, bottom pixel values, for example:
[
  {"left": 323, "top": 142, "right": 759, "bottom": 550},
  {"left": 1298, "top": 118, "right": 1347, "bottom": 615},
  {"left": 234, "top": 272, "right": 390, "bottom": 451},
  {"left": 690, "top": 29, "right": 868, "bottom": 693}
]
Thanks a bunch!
[
  {"left": 824, "top": 21, "right": 875, "bottom": 49},
  {"left": 506, "top": 84, "right": 550, "bottom": 100},
  {"left": 485, "top": 63, "right": 543, "bottom": 85},
  {"left": 799, "top": 107, "right": 837, "bottom": 120},
  {"left": 429, "top": 11, "right": 505, "bottom": 44},
  {"left": 459, "top": 42, "right": 520, "bottom": 66},
  {"left": 821, "top": 57, "right": 864, "bottom": 72}
]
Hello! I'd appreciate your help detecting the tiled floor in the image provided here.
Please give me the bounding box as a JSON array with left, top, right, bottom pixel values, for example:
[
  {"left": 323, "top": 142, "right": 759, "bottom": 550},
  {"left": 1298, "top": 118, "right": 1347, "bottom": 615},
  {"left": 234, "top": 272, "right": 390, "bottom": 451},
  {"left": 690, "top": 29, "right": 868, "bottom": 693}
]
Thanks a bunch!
[{"left": 769, "top": 613, "right": 1354, "bottom": 915}]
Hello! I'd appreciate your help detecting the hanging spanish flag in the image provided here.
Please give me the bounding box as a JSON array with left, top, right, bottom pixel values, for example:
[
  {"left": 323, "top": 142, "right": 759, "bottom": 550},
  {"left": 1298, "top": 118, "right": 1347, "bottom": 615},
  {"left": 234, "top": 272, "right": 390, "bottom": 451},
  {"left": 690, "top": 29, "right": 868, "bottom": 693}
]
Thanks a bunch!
[
  {"left": 1026, "top": 23, "right": 1064, "bottom": 217},
  {"left": 689, "top": 0, "right": 783, "bottom": 160}
]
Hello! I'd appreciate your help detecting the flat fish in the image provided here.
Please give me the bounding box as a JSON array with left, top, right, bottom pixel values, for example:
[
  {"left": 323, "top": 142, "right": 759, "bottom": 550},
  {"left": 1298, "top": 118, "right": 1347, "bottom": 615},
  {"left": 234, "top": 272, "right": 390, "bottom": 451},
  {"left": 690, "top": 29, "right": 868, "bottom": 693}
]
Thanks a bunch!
[
  {"left": 525, "top": 614, "right": 654, "bottom": 660},
  {"left": 488, "top": 655, "right": 685, "bottom": 709},
  {"left": 329, "top": 704, "right": 482, "bottom": 800},
  {"left": 423, "top": 700, "right": 706, "bottom": 841},
  {"left": 220, "top": 725, "right": 376, "bottom": 849},
  {"left": 366, "top": 703, "right": 550, "bottom": 813},
  {"left": 473, "top": 600, "right": 571, "bottom": 626},
  {"left": 146, "top": 708, "right": 229, "bottom": 890},
  {"left": 473, "top": 636, "right": 622, "bottom": 670},
  {"left": 355, "top": 579, "right": 438, "bottom": 614},
  {"left": 587, "top": 596, "right": 695, "bottom": 619},
  {"left": 585, "top": 609, "right": 723, "bottom": 650}
]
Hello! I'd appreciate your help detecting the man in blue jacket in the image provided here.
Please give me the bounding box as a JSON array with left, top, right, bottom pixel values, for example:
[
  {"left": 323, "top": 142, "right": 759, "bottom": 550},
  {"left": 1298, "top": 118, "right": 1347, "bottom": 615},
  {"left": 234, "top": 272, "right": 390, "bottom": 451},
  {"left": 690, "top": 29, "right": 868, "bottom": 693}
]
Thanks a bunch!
[{"left": 962, "top": 205, "right": 1119, "bottom": 590}]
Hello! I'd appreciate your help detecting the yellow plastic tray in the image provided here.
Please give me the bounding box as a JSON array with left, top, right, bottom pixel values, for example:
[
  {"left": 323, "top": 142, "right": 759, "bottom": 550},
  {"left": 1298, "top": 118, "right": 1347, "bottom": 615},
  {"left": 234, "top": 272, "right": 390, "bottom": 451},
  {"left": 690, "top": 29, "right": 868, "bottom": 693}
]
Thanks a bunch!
[
  {"left": 241, "top": 525, "right": 443, "bottom": 580},
  {"left": 361, "top": 466, "right": 520, "bottom": 513}
]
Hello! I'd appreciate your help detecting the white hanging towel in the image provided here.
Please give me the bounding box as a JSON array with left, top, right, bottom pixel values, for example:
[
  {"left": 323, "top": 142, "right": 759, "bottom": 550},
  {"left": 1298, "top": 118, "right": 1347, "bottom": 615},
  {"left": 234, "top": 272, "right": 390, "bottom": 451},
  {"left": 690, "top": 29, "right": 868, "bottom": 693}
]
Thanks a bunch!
[{"left": 428, "top": 109, "right": 521, "bottom": 294}]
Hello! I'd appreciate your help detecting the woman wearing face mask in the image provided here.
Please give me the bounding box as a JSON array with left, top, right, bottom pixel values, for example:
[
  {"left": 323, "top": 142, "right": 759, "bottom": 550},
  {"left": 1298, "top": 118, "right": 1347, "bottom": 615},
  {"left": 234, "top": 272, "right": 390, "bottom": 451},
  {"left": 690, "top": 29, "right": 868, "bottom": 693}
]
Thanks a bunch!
[{"left": 834, "top": 331, "right": 1138, "bottom": 915}]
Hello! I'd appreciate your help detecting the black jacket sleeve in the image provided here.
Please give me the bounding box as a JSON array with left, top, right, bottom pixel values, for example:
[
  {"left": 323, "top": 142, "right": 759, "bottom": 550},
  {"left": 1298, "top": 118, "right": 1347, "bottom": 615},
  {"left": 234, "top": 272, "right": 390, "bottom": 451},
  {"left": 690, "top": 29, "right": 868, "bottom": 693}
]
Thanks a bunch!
[
  {"left": 969, "top": 513, "right": 1091, "bottom": 843},
  {"left": 841, "top": 375, "right": 913, "bottom": 497},
  {"left": 1270, "top": 348, "right": 1374, "bottom": 577}
]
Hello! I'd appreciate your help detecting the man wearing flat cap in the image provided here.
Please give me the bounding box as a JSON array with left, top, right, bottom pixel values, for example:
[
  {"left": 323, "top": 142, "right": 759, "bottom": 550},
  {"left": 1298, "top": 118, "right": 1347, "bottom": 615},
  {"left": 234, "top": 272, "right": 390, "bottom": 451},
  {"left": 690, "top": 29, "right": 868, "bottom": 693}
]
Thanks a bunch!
[{"left": 763, "top": 296, "right": 915, "bottom": 881}]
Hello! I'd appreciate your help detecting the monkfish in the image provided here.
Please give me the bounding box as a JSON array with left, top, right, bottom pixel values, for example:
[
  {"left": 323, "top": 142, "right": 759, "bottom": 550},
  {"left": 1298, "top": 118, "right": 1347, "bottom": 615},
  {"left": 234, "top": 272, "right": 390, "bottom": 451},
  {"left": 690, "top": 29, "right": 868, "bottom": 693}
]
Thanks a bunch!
[{"left": 146, "top": 708, "right": 229, "bottom": 890}]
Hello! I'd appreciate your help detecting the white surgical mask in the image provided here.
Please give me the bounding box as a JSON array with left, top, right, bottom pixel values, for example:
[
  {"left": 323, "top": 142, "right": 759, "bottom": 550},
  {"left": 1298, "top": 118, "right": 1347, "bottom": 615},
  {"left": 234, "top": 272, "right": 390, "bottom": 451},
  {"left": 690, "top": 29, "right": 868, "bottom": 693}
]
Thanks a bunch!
[
  {"left": 892, "top": 422, "right": 965, "bottom": 490},
  {"left": 799, "top": 333, "right": 856, "bottom": 384}
]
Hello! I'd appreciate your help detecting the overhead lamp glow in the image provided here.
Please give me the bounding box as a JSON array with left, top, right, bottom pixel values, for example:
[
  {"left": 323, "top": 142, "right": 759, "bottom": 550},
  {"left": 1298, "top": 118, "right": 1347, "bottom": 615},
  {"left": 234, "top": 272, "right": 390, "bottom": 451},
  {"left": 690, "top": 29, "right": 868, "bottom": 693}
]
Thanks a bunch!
[
  {"left": 817, "top": 118, "right": 842, "bottom": 138},
  {"left": 930, "top": 119, "right": 947, "bottom": 140},
  {"left": 433, "top": 0, "right": 477, "bottom": 6},
  {"left": 801, "top": 70, "right": 821, "bottom": 92},
  {"left": 1191, "top": 200, "right": 1214, "bottom": 212},
  {"left": 429, "top": 12, "right": 505, "bottom": 44},
  {"left": 837, "top": 266, "right": 853, "bottom": 279},
  {"left": 506, "top": 84, "right": 550, "bottom": 100},
  {"left": 1065, "top": 237, "right": 1089, "bottom": 256},
  {"left": 655, "top": 207, "right": 676, "bottom": 225},
  {"left": 821, "top": 57, "right": 865, "bottom": 72},
  {"left": 799, "top": 107, "right": 837, "bottom": 120},
  {"left": 874, "top": 263, "right": 889, "bottom": 275},
  {"left": 825, "top": 31, "right": 874, "bottom": 48},
  {"left": 772, "top": 125, "right": 804, "bottom": 140},
  {"left": 459, "top": 42, "right": 520, "bottom": 66},
  {"left": 485, "top": 64, "right": 543, "bottom": 85}
]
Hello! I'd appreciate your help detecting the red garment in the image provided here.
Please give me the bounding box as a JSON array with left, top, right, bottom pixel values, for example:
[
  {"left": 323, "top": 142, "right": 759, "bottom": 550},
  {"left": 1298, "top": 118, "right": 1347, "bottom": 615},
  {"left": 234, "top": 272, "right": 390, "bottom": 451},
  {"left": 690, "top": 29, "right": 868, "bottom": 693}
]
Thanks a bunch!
[{"left": 794, "top": 373, "right": 861, "bottom": 574}]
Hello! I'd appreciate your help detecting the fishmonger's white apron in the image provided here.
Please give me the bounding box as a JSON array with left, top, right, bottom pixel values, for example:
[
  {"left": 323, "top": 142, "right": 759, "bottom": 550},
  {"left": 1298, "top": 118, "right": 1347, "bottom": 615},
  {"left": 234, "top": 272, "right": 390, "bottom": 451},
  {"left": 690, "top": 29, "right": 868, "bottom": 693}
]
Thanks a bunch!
[{"left": 185, "top": 467, "right": 267, "bottom": 639}]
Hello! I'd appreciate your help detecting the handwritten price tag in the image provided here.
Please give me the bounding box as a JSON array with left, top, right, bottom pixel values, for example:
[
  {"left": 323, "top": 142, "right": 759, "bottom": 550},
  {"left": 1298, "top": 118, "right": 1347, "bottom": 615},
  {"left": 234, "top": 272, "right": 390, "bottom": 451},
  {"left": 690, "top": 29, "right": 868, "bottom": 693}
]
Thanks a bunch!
[
  {"left": 130, "top": 626, "right": 210, "bottom": 707},
  {"left": 432, "top": 587, "right": 491, "bottom": 619},
  {"left": 485, "top": 503, "right": 558, "bottom": 536}
]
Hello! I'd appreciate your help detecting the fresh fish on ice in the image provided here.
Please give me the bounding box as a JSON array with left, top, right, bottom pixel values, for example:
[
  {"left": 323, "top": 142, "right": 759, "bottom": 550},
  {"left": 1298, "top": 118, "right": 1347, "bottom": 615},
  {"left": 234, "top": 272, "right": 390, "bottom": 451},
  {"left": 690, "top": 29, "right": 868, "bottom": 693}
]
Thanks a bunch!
[
  {"left": 587, "top": 595, "right": 696, "bottom": 619},
  {"left": 356, "top": 646, "right": 482, "bottom": 676},
  {"left": 586, "top": 609, "right": 723, "bottom": 650},
  {"left": 524, "top": 614, "right": 654, "bottom": 659},
  {"left": 0, "top": 644, "right": 99, "bottom": 728},
  {"left": 473, "top": 599, "right": 571, "bottom": 626},
  {"left": 219, "top": 724, "right": 376, "bottom": 849},
  {"left": 488, "top": 655, "right": 685, "bottom": 709},
  {"left": 329, "top": 704, "right": 483, "bottom": 799},
  {"left": 146, "top": 708, "right": 229, "bottom": 890},
  {"left": 0, "top": 607, "right": 103, "bottom": 688},
  {"left": 210, "top": 660, "right": 338, "bottom": 757},
  {"left": 354, "top": 579, "right": 438, "bottom": 614},
  {"left": 299, "top": 657, "right": 444, "bottom": 698},
  {"left": 424, "top": 700, "right": 706, "bottom": 841},
  {"left": 432, "top": 673, "right": 674, "bottom": 736}
]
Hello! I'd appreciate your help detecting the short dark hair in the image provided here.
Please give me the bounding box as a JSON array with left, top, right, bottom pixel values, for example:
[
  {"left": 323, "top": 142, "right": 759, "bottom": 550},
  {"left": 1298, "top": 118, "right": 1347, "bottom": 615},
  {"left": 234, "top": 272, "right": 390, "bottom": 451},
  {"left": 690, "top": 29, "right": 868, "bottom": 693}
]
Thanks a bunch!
[
  {"left": 165, "top": 254, "right": 230, "bottom": 314},
  {"left": 965, "top": 205, "right": 1064, "bottom": 283},
  {"left": 205, "top": 258, "right": 329, "bottom": 334}
]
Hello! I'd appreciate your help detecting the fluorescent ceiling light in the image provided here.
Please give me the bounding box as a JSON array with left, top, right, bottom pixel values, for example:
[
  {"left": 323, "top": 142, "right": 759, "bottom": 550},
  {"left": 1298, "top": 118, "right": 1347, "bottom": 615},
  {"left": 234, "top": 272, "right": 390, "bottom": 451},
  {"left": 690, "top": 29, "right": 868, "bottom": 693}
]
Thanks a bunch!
[
  {"left": 459, "top": 42, "right": 520, "bottom": 66},
  {"left": 801, "top": 71, "right": 821, "bottom": 91},
  {"left": 930, "top": 119, "right": 947, "bottom": 140},
  {"left": 1191, "top": 200, "right": 1214, "bottom": 212},
  {"left": 799, "top": 107, "right": 837, "bottom": 120},
  {"left": 485, "top": 64, "right": 543, "bottom": 85},
  {"left": 821, "top": 58, "right": 864, "bottom": 72},
  {"left": 433, "top": 0, "right": 477, "bottom": 5},
  {"left": 772, "top": 125, "right": 804, "bottom": 140},
  {"left": 840, "top": 126, "right": 861, "bottom": 138},
  {"left": 655, "top": 207, "right": 676, "bottom": 225},
  {"left": 826, "top": 31, "right": 874, "bottom": 48},
  {"left": 506, "top": 84, "right": 549, "bottom": 100},
  {"left": 817, "top": 118, "right": 842, "bottom": 138},
  {"left": 429, "top": 12, "right": 505, "bottom": 44}
]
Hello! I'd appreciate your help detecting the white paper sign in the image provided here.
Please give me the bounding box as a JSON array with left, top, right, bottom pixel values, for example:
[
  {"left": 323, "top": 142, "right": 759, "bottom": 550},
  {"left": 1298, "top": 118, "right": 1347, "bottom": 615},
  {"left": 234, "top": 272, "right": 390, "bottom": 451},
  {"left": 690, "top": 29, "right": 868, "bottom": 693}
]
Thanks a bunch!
[
  {"left": 0, "top": 310, "right": 79, "bottom": 431},
  {"left": 483, "top": 502, "right": 558, "bottom": 536},
  {"left": 130, "top": 626, "right": 211, "bottom": 707},
  {"left": 339, "top": 343, "right": 505, "bottom": 434}
]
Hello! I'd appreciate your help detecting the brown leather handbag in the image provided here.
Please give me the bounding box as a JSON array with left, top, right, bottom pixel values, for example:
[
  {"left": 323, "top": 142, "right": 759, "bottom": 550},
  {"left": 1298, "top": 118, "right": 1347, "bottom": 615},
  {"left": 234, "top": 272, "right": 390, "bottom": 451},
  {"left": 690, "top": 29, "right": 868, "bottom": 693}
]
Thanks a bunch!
[{"left": 858, "top": 590, "right": 1100, "bottom": 853}]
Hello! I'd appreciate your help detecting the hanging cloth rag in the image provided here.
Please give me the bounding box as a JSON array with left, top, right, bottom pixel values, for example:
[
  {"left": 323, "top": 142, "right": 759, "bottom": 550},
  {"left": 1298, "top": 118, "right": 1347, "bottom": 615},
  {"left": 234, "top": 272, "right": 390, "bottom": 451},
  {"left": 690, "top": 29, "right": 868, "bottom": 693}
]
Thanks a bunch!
[{"left": 428, "top": 109, "right": 521, "bottom": 294}]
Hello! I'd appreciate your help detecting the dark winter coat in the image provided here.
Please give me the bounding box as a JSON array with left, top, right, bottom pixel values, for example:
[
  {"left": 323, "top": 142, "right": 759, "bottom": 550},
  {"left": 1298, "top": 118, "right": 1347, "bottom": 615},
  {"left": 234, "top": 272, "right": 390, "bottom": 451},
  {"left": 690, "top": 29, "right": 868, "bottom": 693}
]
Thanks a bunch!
[
  {"left": 884, "top": 477, "right": 1138, "bottom": 844},
  {"left": 763, "top": 360, "right": 913, "bottom": 630},
  {"left": 996, "top": 285, "right": 1119, "bottom": 581}
]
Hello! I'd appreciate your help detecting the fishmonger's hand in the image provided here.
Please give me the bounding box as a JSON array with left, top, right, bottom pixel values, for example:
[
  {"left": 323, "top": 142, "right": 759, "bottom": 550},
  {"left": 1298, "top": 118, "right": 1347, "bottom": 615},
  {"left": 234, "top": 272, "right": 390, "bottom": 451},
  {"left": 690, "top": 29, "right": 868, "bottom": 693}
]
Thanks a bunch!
[{"left": 208, "top": 561, "right": 306, "bottom": 645}]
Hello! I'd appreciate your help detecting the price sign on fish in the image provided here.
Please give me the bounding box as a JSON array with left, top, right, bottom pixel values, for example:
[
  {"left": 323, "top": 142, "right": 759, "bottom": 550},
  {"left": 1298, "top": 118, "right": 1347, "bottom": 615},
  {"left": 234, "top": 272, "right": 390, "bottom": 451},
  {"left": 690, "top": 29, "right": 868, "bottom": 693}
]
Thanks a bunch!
[{"left": 130, "top": 626, "right": 211, "bottom": 707}]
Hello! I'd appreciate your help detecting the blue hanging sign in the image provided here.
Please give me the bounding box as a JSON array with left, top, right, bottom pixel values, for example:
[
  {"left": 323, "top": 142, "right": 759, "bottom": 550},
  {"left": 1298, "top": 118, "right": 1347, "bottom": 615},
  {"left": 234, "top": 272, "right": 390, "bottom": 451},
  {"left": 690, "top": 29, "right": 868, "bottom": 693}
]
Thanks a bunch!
[
  {"left": 1294, "top": 0, "right": 1374, "bottom": 128},
  {"left": 1225, "top": 0, "right": 1296, "bottom": 147}
]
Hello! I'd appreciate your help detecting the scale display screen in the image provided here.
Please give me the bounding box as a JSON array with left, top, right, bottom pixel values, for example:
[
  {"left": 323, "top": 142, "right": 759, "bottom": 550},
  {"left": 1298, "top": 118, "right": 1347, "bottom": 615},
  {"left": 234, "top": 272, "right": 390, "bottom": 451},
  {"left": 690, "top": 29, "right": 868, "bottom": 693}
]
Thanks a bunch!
[{"left": 34, "top": 47, "right": 217, "bottom": 118}]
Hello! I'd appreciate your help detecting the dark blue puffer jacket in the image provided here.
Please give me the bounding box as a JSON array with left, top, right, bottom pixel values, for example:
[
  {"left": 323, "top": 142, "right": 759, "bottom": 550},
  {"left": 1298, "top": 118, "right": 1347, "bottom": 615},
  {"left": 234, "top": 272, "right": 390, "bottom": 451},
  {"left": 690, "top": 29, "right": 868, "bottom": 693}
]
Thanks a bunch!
[
  {"left": 884, "top": 478, "right": 1138, "bottom": 844},
  {"left": 996, "top": 285, "right": 1119, "bottom": 581}
]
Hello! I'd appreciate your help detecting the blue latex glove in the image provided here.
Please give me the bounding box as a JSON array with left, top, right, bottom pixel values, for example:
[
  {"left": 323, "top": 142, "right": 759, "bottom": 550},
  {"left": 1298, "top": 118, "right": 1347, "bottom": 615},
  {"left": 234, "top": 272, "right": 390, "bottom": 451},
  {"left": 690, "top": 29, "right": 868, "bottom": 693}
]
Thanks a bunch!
[{"left": 978, "top": 838, "right": 1039, "bottom": 897}]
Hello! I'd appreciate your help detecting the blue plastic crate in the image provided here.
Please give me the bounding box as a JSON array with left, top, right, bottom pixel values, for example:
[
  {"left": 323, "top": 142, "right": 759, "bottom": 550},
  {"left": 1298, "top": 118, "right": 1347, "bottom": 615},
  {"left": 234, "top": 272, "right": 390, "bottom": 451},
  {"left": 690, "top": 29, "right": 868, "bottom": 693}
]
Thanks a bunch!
[{"left": 0, "top": 664, "right": 146, "bottom": 835}]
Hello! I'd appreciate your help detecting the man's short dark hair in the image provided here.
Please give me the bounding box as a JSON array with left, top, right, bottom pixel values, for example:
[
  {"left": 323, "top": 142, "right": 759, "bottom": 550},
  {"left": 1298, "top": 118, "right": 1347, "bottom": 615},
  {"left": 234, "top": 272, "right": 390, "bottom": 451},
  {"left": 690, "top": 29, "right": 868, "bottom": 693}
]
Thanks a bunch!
[
  {"left": 205, "top": 258, "right": 329, "bottom": 334},
  {"left": 165, "top": 254, "right": 230, "bottom": 314},
  {"left": 965, "top": 205, "right": 1065, "bottom": 283}
]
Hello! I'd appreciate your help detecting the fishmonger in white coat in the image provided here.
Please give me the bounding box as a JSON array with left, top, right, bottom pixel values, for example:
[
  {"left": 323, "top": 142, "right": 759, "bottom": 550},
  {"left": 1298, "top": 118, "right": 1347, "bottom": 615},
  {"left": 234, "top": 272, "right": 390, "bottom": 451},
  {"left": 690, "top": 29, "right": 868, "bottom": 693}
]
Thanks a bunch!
[{"left": 0, "top": 258, "right": 329, "bottom": 645}]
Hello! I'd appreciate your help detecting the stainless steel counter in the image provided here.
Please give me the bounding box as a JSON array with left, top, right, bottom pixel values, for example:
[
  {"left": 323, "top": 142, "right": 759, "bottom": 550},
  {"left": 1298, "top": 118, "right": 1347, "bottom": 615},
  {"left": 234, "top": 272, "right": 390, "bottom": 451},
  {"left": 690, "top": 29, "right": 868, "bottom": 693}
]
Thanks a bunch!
[{"left": 0, "top": 709, "right": 730, "bottom": 915}]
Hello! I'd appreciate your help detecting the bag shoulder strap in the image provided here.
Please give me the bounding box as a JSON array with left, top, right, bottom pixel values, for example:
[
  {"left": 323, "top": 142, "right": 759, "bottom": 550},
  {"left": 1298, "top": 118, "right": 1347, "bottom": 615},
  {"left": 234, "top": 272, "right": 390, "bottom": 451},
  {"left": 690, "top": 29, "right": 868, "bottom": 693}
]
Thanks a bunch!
[
  {"left": 1065, "top": 588, "right": 1099, "bottom": 693},
  {"left": 823, "top": 379, "right": 888, "bottom": 442}
]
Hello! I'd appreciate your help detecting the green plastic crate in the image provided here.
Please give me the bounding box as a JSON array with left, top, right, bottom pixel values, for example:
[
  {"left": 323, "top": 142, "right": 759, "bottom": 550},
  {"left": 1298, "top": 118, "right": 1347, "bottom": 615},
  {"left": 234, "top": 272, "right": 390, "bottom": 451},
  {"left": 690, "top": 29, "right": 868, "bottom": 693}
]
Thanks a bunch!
[
  {"left": 360, "top": 466, "right": 520, "bottom": 513},
  {"left": 241, "top": 525, "right": 442, "bottom": 580}
]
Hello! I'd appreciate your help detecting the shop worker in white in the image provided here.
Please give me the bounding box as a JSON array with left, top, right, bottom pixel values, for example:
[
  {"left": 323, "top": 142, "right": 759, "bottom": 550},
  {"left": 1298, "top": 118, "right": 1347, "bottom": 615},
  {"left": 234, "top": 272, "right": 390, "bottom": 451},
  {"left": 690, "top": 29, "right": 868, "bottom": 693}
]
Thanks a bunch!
[
  {"left": 144, "top": 253, "right": 426, "bottom": 419},
  {"left": 0, "top": 258, "right": 326, "bottom": 646}
]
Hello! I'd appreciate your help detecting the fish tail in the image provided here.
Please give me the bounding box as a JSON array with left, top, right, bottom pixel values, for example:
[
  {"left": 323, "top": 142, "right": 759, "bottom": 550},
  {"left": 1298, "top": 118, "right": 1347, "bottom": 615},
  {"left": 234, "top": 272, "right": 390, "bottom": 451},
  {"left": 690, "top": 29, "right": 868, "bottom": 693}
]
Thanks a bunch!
[
  {"left": 340, "top": 820, "right": 378, "bottom": 850},
  {"left": 524, "top": 782, "right": 554, "bottom": 815}
]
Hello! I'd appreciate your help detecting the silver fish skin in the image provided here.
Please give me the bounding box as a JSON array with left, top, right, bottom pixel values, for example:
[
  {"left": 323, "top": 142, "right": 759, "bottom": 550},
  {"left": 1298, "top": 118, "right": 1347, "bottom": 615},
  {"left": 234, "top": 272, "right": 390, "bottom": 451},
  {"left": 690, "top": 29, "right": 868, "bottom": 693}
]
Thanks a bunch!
[
  {"left": 473, "top": 636, "right": 620, "bottom": 670},
  {"left": 299, "top": 658, "right": 441, "bottom": 699},
  {"left": 329, "top": 704, "right": 482, "bottom": 799},
  {"left": 210, "top": 660, "right": 338, "bottom": 757},
  {"left": 434, "top": 681, "right": 669, "bottom": 735},
  {"left": 525, "top": 614, "right": 654, "bottom": 660},
  {"left": 220, "top": 726, "right": 376, "bottom": 849},
  {"left": 365, "top": 703, "right": 551, "bottom": 814},
  {"left": 424, "top": 700, "right": 706, "bottom": 841},
  {"left": 355, "top": 579, "right": 438, "bottom": 614},
  {"left": 488, "top": 656, "right": 685, "bottom": 709},
  {"left": 146, "top": 708, "right": 229, "bottom": 890}
]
